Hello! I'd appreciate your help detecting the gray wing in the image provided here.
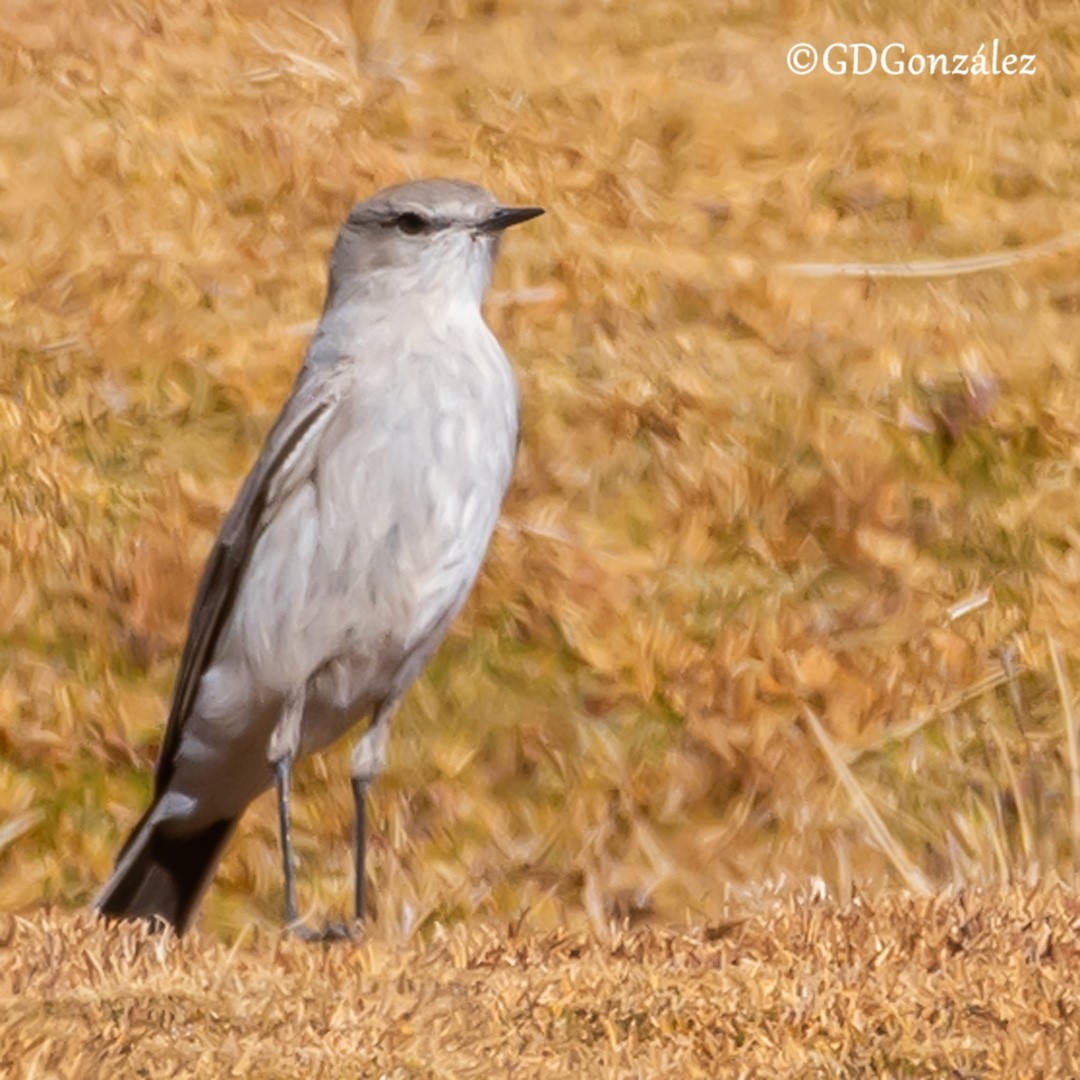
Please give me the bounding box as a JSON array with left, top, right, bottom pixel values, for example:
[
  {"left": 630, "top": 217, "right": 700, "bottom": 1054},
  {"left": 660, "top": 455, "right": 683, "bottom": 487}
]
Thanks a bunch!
[{"left": 152, "top": 365, "right": 336, "bottom": 792}]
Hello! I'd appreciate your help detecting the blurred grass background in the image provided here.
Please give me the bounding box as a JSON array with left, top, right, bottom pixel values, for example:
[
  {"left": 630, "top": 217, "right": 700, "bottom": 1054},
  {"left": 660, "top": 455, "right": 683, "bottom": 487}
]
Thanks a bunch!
[{"left": 2, "top": 0, "right": 1080, "bottom": 938}]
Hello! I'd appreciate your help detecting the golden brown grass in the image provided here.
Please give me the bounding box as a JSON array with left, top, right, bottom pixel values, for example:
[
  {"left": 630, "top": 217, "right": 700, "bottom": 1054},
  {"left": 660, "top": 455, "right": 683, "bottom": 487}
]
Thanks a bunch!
[
  {"left": 5, "top": 888, "right": 1080, "bottom": 1077},
  {"left": 3, "top": 0, "right": 1080, "bottom": 1063}
]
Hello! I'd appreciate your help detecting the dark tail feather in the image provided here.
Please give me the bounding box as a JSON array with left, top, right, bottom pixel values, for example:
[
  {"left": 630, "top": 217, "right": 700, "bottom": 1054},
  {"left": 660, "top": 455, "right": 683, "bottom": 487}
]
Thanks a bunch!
[{"left": 95, "top": 807, "right": 236, "bottom": 935}]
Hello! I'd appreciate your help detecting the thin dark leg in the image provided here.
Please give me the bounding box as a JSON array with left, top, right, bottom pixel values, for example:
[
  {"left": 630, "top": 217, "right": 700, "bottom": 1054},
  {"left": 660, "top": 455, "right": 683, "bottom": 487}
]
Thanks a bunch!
[
  {"left": 274, "top": 752, "right": 355, "bottom": 942},
  {"left": 274, "top": 755, "right": 300, "bottom": 927},
  {"left": 351, "top": 775, "right": 368, "bottom": 922}
]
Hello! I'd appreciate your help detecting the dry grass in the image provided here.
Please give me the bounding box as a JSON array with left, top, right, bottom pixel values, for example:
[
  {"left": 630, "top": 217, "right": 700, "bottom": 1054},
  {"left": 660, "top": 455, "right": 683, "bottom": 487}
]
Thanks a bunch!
[
  {"left": 4, "top": 888, "right": 1080, "bottom": 1077},
  {"left": 3, "top": 0, "right": 1080, "bottom": 1061}
]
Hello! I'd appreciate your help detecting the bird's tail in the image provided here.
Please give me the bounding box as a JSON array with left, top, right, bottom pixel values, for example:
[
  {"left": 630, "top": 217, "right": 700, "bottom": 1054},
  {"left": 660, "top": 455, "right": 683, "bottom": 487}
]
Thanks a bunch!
[{"left": 94, "top": 804, "right": 236, "bottom": 935}]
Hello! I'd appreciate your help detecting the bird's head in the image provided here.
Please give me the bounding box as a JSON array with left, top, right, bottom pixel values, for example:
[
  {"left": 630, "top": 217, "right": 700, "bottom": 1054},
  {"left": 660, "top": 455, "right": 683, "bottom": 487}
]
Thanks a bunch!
[{"left": 327, "top": 178, "right": 543, "bottom": 312}]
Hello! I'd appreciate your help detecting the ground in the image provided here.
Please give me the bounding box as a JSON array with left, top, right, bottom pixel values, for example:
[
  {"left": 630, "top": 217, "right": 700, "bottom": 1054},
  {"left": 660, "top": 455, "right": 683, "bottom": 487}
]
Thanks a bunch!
[{"left": 5, "top": 887, "right": 1079, "bottom": 1077}]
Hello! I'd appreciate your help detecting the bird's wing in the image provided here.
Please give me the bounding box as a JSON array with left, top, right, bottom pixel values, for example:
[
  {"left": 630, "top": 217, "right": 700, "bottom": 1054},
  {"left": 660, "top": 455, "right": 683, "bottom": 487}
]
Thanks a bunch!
[{"left": 152, "top": 366, "right": 338, "bottom": 791}]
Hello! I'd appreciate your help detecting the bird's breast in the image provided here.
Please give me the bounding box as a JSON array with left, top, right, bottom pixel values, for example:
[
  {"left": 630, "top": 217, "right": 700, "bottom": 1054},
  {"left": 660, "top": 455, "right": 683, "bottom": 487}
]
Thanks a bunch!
[{"left": 298, "top": 333, "right": 519, "bottom": 689}]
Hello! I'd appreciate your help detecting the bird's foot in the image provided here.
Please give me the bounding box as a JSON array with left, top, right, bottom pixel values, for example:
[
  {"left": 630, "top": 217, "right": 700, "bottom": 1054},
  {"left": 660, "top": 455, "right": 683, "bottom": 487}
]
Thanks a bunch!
[{"left": 286, "top": 918, "right": 360, "bottom": 943}]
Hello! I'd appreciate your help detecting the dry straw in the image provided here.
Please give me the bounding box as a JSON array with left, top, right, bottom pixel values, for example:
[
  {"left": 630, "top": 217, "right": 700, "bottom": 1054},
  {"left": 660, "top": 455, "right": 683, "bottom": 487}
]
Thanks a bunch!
[{"left": 5, "top": 893, "right": 1080, "bottom": 1076}]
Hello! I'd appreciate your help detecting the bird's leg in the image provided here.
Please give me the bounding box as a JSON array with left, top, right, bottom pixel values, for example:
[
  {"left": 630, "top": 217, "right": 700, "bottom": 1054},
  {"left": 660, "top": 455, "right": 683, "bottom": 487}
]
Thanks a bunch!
[
  {"left": 273, "top": 752, "right": 301, "bottom": 928},
  {"left": 350, "top": 703, "right": 394, "bottom": 923},
  {"left": 269, "top": 688, "right": 327, "bottom": 939},
  {"left": 350, "top": 772, "right": 368, "bottom": 922}
]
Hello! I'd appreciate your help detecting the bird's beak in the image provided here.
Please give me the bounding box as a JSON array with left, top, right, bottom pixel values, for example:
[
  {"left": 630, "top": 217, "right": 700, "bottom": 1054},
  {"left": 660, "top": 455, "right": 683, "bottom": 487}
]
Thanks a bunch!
[{"left": 478, "top": 206, "right": 545, "bottom": 233}]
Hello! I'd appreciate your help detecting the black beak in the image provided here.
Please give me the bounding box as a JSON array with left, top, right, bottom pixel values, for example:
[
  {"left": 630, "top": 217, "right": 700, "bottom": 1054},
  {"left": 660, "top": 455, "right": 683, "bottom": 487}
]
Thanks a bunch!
[{"left": 479, "top": 206, "right": 545, "bottom": 233}]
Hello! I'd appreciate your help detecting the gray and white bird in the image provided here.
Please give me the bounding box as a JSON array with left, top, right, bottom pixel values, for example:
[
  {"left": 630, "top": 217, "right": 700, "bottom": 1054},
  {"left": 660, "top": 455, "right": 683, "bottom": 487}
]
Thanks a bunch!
[{"left": 95, "top": 178, "right": 543, "bottom": 936}]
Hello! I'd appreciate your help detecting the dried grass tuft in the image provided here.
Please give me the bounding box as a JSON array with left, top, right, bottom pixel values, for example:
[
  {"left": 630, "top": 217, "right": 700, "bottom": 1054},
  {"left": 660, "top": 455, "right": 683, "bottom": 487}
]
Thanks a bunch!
[{"left": 4, "top": 893, "right": 1080, "bottom": 1076}]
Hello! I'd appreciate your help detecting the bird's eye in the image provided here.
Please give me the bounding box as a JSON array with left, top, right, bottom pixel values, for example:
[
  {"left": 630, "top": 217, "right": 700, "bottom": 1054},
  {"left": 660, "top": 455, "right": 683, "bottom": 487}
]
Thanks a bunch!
[{"left": 394, "top": 212, "right": 427, "bottom": 235}]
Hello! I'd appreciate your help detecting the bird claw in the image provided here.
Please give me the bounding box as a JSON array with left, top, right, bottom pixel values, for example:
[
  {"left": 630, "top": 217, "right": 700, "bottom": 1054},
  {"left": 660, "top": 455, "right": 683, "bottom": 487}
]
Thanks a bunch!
[{"left": 286, "top": 918, "right": 361, "bottom": 943}]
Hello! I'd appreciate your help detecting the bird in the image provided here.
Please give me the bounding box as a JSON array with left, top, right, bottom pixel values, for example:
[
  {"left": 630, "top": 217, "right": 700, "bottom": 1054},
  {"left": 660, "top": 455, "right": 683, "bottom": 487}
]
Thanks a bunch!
[{"left": 95, "top": 178, "right": 544, "bottom": 937}]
